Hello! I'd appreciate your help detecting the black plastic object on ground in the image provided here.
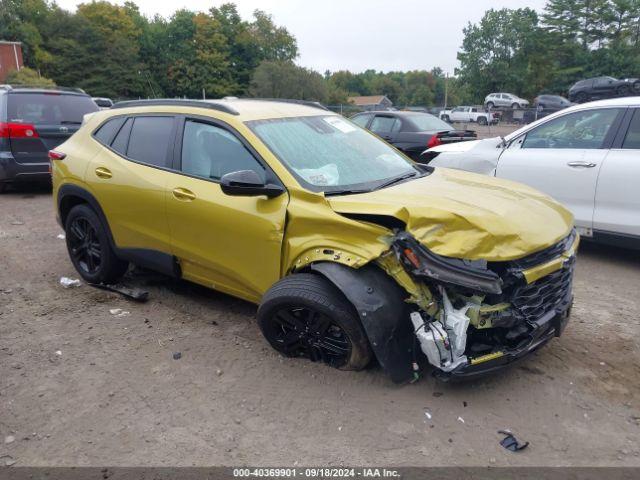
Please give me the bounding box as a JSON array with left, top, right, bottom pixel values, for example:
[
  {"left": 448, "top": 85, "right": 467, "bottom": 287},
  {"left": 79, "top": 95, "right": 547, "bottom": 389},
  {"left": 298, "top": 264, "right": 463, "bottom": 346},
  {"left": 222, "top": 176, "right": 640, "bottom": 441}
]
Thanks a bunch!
[
  {"left": 498, "top": 430, "right": 529, "bottom": 452},
  {"left": 89, "top": 283, "right": 149, "bottom": 302}
]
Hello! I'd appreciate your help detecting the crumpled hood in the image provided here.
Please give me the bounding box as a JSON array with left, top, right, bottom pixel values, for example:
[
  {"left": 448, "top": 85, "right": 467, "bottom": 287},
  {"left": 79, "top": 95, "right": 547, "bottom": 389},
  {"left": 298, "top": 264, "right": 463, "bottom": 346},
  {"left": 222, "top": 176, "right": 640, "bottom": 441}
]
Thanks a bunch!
[{"left": 327, "top": 168, "right": 574, "bottom": 261}]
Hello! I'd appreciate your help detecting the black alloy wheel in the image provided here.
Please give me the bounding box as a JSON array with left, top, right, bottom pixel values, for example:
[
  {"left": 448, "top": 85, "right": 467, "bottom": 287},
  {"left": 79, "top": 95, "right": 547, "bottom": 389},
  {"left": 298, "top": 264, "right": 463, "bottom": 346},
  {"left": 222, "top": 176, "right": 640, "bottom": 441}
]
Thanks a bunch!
[
  {"left": 270, "top": 306, "right": 352, "bottom": 367},
  {"left": 68, "top": 217, "right": 102, "bottom": 275}
]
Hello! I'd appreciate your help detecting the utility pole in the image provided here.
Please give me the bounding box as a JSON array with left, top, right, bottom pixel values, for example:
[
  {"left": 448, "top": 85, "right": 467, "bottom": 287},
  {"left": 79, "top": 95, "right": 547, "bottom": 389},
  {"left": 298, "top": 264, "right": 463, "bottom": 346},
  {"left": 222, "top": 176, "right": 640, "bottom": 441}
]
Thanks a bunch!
[{"left": 444, "top": 72, "right": 449, "bottom": 110}]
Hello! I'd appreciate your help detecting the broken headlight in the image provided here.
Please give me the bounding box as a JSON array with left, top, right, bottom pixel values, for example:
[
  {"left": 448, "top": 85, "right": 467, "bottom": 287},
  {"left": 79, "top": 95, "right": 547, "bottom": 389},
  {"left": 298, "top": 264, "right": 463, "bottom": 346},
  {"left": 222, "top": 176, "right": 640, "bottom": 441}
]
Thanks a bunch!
[{"left": 393, "top": 232, "right": 503, "bottom": 294}]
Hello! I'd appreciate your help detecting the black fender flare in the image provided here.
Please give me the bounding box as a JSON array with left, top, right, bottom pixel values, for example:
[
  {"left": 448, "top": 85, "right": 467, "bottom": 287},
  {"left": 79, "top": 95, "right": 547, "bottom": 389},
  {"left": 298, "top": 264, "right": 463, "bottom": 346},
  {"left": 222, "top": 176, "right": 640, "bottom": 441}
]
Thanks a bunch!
[
  {"left": 310, "top": 262, "right": 415, "bottom": 384},
  {"left": 57, "top": 184, "right": 115, "bottom": 245}
]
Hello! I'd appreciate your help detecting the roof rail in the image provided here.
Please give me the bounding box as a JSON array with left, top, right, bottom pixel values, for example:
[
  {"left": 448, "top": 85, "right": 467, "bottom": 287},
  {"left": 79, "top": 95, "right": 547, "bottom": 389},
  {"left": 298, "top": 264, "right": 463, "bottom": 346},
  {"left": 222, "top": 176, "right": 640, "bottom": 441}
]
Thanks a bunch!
[
  {"left": 112, "top": 99, "right": 239, "bottom": 115},
  {"left": 247, "top": 98, "right": 330, "bottom": 111},
  {"left": 0, "top": 84, "right": 87, "bottom": 94}
]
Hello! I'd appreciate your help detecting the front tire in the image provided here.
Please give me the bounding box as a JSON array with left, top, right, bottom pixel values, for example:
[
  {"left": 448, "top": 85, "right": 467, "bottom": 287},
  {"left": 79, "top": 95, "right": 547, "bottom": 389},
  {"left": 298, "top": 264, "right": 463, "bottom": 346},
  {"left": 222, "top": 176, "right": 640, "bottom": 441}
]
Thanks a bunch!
[
  {"left": 511, "top": 103, "right": 520, "bottom": 109},
  {"left": 441, "top": 115, "right": 450, "bottom": 123},
  {"left": 257, "top": 273, "right": 373, "bottom": 371},
  {"left": 485, "top": 102, "right": 494, "bottom": 109},
  {"left": 478, "top": 116, "right": 488, "bottom": 125},
  {"left": 64, "top": 204, "right": 129, "bottom": 284}
]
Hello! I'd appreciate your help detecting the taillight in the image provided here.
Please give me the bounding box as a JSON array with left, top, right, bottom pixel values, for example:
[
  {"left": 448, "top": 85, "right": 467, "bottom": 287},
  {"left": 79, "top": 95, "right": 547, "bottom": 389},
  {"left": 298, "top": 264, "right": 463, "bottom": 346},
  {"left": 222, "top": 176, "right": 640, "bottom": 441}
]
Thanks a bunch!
[
  {"left": 427, "top": 135, "right": 442, "bottom": 149},
  {"left": 48, "top": 150, "right": 66, "bottom": 161},
  {"left": 0, "top": 122, "right": 39, "bottom": 139}
]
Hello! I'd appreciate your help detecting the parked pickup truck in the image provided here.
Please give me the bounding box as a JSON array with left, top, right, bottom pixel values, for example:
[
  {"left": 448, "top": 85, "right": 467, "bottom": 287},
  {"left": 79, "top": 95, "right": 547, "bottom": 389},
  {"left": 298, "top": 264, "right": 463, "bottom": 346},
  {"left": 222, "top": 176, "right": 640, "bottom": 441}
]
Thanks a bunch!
[{"left": 440, "top": 106, "right": 498, "bottom": 125}]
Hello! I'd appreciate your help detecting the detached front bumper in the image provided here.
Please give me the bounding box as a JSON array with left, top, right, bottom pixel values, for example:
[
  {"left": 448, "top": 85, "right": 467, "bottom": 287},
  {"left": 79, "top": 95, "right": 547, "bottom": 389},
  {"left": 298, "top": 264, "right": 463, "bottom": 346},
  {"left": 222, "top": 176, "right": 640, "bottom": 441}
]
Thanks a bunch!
[{"left": 434, "top": 297, "right": 572, "bottom": 381}]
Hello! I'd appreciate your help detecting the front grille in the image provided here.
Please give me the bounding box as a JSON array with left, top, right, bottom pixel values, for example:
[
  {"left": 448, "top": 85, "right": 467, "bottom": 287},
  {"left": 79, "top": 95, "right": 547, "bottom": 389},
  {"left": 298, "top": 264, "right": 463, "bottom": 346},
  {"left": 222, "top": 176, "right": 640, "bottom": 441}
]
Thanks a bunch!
[
  {"left": 510, "top": 229, "right": 576, "bottom": 270},
  {"left": 511, "top": 256, "right": 574, "bottom": 321}
]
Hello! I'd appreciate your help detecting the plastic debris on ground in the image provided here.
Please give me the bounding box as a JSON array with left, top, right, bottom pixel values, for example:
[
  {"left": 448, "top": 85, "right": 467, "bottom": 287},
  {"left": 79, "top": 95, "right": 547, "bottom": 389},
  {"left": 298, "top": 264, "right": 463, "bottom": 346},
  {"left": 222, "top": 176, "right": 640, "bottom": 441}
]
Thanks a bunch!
[
  {"left": 59, "top": 277, "right": 81, "bottom": 288},
  {"left": 109, "top": 308, "right": 130, "bottom": 318},
  {"left": 172, "top": 352, "right": 182, "bottom": 360},
  {"left": 57, "top": 233, "right": 66, "bottom": 239},
  {"left": 55, "top": 350, "right": 62, "bottom": 356},
  {"left": 457, "top": 416, "right": 465, "bottom": 423},
  {"left": 498, "top": 430, "right": 529, "bottom": 452},
  {"left": 90, "top": 282, "right": 149, "bottom": 302}
]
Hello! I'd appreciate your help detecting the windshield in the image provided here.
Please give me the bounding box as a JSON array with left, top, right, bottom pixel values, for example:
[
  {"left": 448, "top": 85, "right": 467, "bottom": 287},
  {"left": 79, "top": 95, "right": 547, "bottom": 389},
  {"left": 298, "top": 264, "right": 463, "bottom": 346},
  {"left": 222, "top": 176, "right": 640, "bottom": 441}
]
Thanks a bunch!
[
  {"left": 407, "top": 113, "right": 451, "bottom": 132},
  {"left": 8, "top": 93, "right": 98, "bottom": 125},
  {"left": 247, "top": 115, "right": 419, "bottom": 194}
]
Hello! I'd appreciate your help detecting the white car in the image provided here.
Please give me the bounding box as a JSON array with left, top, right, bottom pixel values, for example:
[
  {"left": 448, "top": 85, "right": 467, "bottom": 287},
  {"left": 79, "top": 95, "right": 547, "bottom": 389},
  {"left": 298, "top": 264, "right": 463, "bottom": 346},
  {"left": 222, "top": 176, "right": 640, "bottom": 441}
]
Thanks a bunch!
[
  {"left": 485, "top": 93, "right": 530, "bottom": 109},
  {"left": 426, "top": 97, "right": 640, "bottom": 248}
]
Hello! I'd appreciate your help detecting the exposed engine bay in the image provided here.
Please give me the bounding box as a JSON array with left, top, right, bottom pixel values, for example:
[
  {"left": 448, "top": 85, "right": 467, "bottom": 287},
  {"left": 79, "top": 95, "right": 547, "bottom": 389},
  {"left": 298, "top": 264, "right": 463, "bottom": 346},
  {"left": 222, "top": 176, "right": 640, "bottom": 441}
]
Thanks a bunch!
[{"left": 373, "top": 228, "right": 578, "bottom": 381}]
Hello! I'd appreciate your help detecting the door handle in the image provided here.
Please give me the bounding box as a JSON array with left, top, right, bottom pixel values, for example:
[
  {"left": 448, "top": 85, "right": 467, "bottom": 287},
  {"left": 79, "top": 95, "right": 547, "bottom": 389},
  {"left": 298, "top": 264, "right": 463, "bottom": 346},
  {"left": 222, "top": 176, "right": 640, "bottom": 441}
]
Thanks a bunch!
[
  {"left": 567, "top": 161, "right": 597, "bottom": 168},
  {"left": 95, "top": 167, "right": 112, "bottom": 179},
  {"left": 172, "top": 187, "right": 196, "bottom": 201}
]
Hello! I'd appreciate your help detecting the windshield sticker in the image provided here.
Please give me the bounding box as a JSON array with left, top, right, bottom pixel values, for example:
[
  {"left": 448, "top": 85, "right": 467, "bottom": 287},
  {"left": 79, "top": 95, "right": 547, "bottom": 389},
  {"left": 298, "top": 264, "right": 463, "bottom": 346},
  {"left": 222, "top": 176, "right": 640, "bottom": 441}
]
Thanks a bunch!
[
  {"left": 323, "top": 116, "right": 356, "bottom": 134},
  {"left": 294, "top": 164, "right": 340, "bottom": 186}
]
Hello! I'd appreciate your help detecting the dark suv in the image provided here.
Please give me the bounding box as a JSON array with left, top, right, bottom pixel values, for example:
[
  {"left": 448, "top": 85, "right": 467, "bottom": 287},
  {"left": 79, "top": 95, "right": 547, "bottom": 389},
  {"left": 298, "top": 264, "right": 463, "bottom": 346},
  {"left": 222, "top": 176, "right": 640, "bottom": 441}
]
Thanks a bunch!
[
  {"left": 568, "top": 76, "right": 640, "bottom": 103},
  {"left": 0, "top": 85, "right": 98, "bottom": 191}
]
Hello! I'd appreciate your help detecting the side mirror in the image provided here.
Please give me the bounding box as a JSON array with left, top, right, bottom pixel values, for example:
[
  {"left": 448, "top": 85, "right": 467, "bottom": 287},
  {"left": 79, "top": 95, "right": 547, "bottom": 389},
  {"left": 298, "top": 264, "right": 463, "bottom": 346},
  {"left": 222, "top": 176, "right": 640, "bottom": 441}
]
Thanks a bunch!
[{"left": 220, "top": 170, "right": 284, "bottom": 198}]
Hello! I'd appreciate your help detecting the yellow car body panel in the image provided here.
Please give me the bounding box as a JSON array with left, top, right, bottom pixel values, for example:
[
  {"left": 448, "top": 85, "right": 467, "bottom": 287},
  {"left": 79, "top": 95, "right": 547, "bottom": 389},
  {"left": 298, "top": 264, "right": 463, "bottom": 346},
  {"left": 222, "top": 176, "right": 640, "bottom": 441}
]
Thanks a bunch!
[{"left": 53, "top": 101, "right": 574, "bottom": 304}]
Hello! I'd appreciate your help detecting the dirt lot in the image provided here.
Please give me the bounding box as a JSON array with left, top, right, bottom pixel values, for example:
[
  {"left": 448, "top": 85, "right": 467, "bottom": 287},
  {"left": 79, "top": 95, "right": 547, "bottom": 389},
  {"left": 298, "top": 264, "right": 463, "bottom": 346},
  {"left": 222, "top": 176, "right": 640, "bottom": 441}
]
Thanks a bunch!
[{"left": 1, "top": 186, "right": 639, "bottom": 468}]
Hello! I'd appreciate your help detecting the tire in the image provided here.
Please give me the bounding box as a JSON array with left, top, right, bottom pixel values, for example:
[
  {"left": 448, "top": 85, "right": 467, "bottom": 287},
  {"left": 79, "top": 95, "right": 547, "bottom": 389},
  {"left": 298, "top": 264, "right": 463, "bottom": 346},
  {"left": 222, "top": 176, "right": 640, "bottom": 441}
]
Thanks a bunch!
[
  {"left": 575, "top": 92, "right": 588, "bottom": 103},
  {"left": 485, "top": 102, "right": 494, "bottom": 109},
  {"left": 617, "top": 85, "right": 630, "bottom": 96},
  {"left": 441, "top": 115, "right": 450, "bottom": 123},
  {"left": 633, "top": 81, "right": 640, "bottom": 93},
  {"left": 511, "top": 103, "right": 520, "bottom": 109},
  {"left": 257, "top": 273, "right": 373, "bottom": 371},
  {"left": 478, "top": 116, "right": 488, "bottom": 126},
  {"left": 64, "top": 204, "right": 129, "bottom": 284}
]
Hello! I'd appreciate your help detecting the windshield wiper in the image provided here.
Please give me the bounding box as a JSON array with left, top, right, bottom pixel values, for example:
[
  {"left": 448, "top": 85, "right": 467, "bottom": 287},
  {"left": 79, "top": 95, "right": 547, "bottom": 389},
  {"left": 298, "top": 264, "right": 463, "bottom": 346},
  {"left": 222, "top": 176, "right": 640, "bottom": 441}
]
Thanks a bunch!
[
  {"left": 324, "top": 188, "right": 371, "bottom": 197},
  {"left": 375, "top": 171, "right": 418, "bottom": 190}
]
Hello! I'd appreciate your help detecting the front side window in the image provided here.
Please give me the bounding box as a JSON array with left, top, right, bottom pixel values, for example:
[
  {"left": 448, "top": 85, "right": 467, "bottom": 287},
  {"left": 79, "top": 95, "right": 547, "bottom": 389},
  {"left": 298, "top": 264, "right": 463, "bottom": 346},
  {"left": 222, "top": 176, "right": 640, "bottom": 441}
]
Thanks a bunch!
[
  {"left": 351, "top": 114, "right": 372, "bottom": 128},
  {"left": 522, "top": 108, "right": 620, "bottom": 149},
  {"left": 370, "top": 116, "right": 398, "bottom": 133},
  {"left": 126, "top": 116, "right": 174, "bottom": 167},
  {"left": 622, "top": 110, "right": 640, "bottom": 149},
  {"left": 181, "top": 120, "right": 265, "bottom": 182},
  {"left": 248, "top": 115, "right": 419, "bottom": 193}
]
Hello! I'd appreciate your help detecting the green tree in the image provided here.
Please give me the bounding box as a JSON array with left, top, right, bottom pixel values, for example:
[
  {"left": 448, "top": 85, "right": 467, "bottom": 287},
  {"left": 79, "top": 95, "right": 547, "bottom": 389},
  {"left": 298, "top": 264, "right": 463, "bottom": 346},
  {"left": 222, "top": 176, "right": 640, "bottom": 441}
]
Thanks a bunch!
[
  {"left": 250, "top": 61, "right": 328, "bottom": 101},
  {"left": 6, "top": 66, "right": 55, "bottom": 86}
]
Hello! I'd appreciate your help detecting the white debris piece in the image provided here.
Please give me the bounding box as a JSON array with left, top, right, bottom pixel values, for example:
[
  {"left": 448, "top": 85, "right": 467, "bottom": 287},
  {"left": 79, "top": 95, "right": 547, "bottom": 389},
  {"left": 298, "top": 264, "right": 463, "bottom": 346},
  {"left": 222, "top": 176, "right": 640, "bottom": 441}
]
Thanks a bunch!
[
  {"left": 59, "top": 277, "right": 81, "bottom": 288},
  {"left": 55, "top": 350, "right": 62, "bottom": 356},
  {"left": 424, "top": 411, "right": 432, "bottom": 420},
  {"left": 109, "top": 308, "right": 130, "bottom": 317},
  {"left": 57, "top": 233, "right": 66, "bottom": 239},
  {"left": 457, "top": 416, "right": 465, "bottom": 424},
  {"left": 4, "top": 435, "right": 15, "bottom": 444}
]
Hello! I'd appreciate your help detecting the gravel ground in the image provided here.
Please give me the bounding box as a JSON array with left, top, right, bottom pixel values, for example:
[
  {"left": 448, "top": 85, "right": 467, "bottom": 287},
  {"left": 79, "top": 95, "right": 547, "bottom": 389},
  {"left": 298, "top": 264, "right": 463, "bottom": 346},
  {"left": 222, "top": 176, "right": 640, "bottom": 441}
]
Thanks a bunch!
[{"left": 1, "top": 186, "right": 639, "bottom": 468}]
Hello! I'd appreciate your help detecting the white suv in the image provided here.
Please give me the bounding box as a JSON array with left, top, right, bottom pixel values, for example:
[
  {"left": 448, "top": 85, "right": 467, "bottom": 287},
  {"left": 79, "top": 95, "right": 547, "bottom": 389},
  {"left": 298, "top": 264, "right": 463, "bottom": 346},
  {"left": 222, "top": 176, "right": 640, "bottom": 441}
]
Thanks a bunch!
[
  {"left": 426, "top": 97, "right": 640, "bottom": 249},
  {"left": 485, "top": 93, "right": 530, "bottom": 109}
]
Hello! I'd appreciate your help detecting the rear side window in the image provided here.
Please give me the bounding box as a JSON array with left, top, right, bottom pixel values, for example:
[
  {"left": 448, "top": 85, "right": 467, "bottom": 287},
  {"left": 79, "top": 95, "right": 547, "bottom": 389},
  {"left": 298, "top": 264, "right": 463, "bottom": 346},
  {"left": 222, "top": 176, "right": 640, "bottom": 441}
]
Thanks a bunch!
[
  {"left": 370, "top": 116, "right": 399, "bottom": 133},
  {"left": 622, "top": 110, "right": 640, "bottom": 149},
  {"left": 7, "top": 93, "right": 98, "bottom": 125},
  {"left": 94, "top": 117, "right": 125, "bottom": 145},
  {"left": 126, "top": 116, "right": 174, "bottom": 167},
  {"left": 111, "top": 118, "right": 133, "bottom": 155}
]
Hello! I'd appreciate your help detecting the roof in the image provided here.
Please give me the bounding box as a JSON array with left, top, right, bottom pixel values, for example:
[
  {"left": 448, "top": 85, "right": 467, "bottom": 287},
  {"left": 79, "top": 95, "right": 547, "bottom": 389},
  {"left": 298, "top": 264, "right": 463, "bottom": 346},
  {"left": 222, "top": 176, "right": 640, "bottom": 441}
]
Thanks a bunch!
[
  {"left": 110, "top": 98, "right": 334, "bottom": 121},
  {"left": 348, "top": 95, "right": 391, "bottom": 106},
  {"left": 0, "top": 85, "right": 88, "bottom": 95},
  {"left": 0, "top": 41, "right": 22, "bottom": 46}
]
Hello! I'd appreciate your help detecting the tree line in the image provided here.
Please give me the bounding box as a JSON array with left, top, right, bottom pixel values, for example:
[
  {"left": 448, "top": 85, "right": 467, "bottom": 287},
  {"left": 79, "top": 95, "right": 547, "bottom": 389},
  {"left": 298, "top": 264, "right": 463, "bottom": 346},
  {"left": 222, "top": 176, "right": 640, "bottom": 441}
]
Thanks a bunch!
[{"left": 2, "top": 0, "right": 639, "bottom": 106}]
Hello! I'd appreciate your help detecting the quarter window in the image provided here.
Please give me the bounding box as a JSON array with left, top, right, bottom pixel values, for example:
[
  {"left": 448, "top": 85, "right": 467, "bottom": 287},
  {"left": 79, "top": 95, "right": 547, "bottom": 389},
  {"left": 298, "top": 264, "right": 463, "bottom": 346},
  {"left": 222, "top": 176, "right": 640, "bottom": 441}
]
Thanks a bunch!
[
  {"left": 94, "top": 117, "right": 125, "bottom": 145},
  {"left": 181, "top": 120, "right": 265, "bottom": 182},
  {"left": 622, "top": 110, "right": 640, "bottom": 149},
  {"left": 351, "top": 114, "right": 372, "bottom": 128},
  {"left": 110, "top": 118, "right": 133, "bottom": 155},
  {"left": 522, "top": 109, "right": 619, "bottom": 149},
  {"left": 126, "top": 116, "right": 174, "bottom": 167}
]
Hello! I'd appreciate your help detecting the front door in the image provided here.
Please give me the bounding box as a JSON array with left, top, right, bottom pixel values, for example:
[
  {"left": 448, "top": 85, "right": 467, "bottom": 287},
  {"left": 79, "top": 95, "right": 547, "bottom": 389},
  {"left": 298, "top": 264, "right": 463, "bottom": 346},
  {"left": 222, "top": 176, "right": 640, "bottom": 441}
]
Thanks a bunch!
[
  {"left": 496, "top": 108, "right": 624, "bottom": 234},
  {"left": 166, "top": 117, "right": 288, "bottom": 302}
]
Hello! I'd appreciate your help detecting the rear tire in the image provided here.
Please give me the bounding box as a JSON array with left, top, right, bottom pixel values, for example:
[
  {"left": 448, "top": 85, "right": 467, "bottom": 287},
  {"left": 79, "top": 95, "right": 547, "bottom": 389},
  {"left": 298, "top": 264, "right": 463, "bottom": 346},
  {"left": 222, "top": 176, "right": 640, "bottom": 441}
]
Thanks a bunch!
[
  {"left": 575, "top": 92, "right": 588, "bottom": 103},
  {"left": 511, "top": 103, "right": 520, "bottom": 109},
  {"left": 485, "top": 102, "right": 494, "bottom": 109},
  {"left": 617, "top": 85, "right": 630, "bottom": 96},
  {"left": 478, "top": 116, "right": 488, "bottom": 126},
  {"left": 64, "top": 204, "right": 129, "bottom": 284},
  {"left": 441, "top": 115, "right": 450, "bottom": 123},
  {"left": 257, "top": 273, "right": 373, "bottom": 371}
]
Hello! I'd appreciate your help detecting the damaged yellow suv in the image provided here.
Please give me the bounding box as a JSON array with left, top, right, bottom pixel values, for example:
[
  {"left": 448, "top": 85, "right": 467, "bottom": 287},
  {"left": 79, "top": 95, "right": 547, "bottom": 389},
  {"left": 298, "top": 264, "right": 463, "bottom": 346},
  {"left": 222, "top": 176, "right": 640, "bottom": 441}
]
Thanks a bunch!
[{"left": 51, "top": 99, "right": 578, "bottom": 382}]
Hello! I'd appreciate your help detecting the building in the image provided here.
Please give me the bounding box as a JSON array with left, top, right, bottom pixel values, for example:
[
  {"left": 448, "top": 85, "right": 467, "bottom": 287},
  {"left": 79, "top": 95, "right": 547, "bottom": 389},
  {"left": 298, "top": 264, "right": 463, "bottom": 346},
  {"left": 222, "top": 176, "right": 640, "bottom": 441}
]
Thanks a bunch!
[
  {"left": 348, "top": 95, "right": 393, "bottom": 111},
  {"left": 0, "top": 41, "right": 24, "bottom": 82}
]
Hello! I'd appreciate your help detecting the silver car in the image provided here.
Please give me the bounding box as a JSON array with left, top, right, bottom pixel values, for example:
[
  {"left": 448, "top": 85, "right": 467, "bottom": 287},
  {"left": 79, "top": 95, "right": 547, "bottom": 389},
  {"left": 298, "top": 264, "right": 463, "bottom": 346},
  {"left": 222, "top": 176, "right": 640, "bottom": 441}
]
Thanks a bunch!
[{"left": 484, "top": 93, "right": 530, "bottom": 109}]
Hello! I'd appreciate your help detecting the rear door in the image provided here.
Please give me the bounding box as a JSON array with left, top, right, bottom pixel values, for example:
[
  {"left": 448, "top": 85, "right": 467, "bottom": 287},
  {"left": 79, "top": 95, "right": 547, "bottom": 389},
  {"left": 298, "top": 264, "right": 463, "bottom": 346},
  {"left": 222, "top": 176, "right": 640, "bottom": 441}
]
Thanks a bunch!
[
  {"left": 593, "top": 108, "right": 640, "bottom": 238},
  {"left": 6, "top": 92, "right": 98, "bottom": 165},
  {"left": 88, "top": 115, "right": 177, "bottom": 258},
  {"left": 495, "top": 107, "right": 625, "bottom": 233}
]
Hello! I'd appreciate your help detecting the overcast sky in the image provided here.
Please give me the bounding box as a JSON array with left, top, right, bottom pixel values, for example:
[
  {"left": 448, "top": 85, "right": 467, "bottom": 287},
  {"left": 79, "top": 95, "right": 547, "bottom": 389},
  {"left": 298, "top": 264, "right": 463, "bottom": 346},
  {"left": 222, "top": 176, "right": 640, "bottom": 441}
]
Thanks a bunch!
[{"left": 56, "top": 0, "right": 548, "bottom": 73}]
